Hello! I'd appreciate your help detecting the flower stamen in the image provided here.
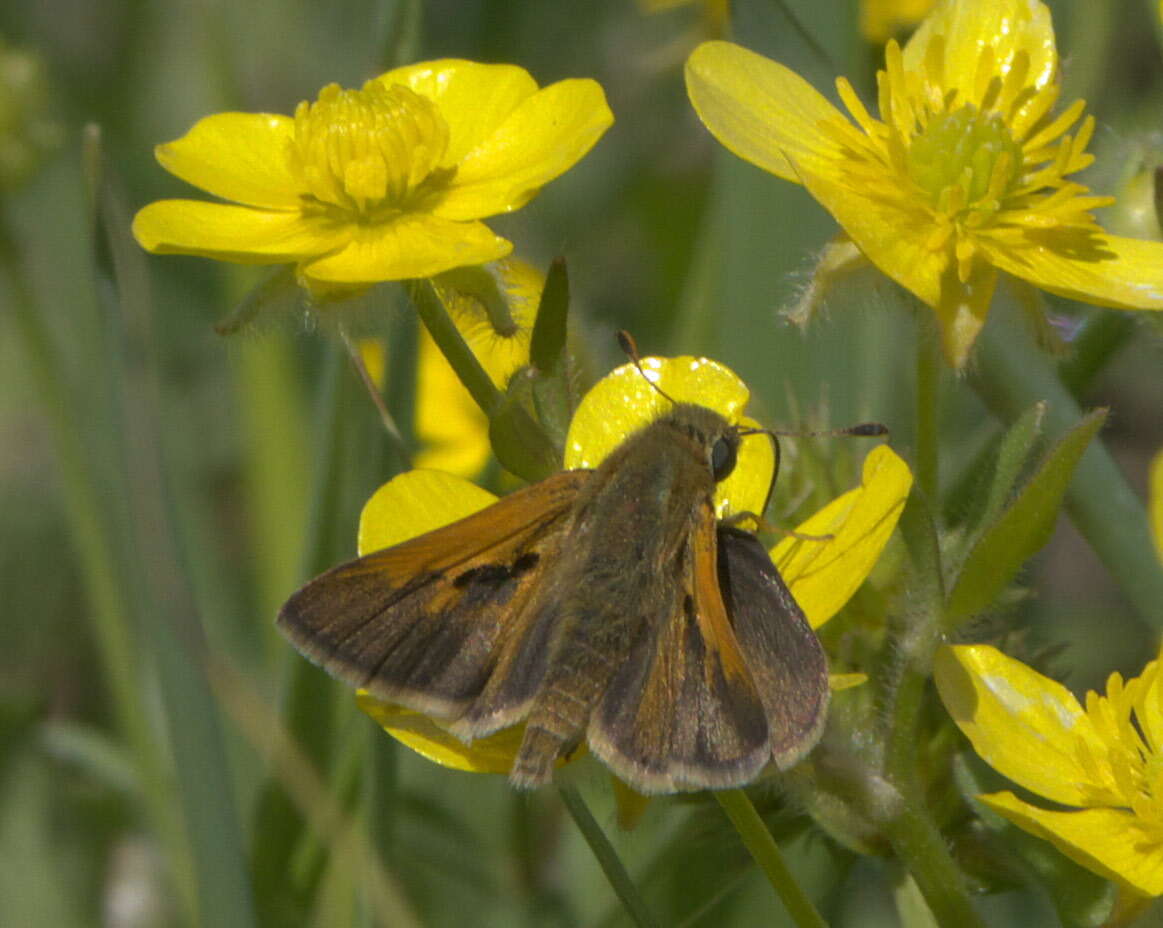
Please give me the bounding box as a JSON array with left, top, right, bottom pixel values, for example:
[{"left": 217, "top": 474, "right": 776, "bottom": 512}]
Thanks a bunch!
[{"left": 287, "top": 81, "right": 454, "bottom": 220}]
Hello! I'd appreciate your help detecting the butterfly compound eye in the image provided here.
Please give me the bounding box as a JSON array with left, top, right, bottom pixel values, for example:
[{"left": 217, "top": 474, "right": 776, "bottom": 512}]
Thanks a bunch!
[{"left": 710, "top": 435, "right": 737, "bottom": 482}]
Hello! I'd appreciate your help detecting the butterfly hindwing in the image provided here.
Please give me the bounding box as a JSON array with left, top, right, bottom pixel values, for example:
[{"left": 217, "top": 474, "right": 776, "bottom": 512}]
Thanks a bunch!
[
  {"left": 716, "top": 526, "right": 829, "bottom": 768},
  {"left": 587, "top": 502, "right": 773, "bottom": 792},
  {"left": 277, "top": 471, "right": 589, "bottom": 723}
]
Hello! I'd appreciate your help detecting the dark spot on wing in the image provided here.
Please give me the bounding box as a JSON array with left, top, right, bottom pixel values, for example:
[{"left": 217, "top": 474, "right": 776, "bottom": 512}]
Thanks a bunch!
[
  {"left": 453, "top": 564, "right": 512, "bottom": 589},
  {"left": 511, "top": 552, "right": 540, "bottom": 576}
]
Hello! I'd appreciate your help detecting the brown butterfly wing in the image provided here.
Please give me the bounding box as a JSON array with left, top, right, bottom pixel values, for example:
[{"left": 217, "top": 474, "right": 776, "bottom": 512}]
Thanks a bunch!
[
  {"left": 277, "top": 471, "right": 589, "bottom": 726},
  {"left": 586, "top": 503, "right": 775, "bottom": 793},
  {"left": 715, "top": 525, "right": 829, "bottom": 770}
]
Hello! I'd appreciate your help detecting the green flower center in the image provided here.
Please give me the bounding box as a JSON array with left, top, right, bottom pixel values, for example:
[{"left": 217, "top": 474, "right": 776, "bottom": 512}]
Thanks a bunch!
[
  {"left": 906, "top": 105, "right": 1022, "bottom": 216},
  {"left": 288, "top": 81, "right": 453, "bottom": 218}
]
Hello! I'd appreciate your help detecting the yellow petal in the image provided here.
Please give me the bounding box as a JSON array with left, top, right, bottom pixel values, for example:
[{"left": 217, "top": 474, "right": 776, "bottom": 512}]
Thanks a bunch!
[
  {"left": 357, "top": 469, "right": 498, "bottom": 555},
  {"left": 131, "top": 199, "right": 347, "bottom": 262},
  {"left": 685, "top": 41, "right": 848, "bottom": 184},
  {"left": 771, "top": 445, "right": 912, "bottom": 628},
  {"left": 978, "top": 233, "right": 1163, "bottom": 312},
  {"left": 301, "top": 214, "right": 511, "bottom": 284},
  {"left": 154, "top": 112, "right": 300, "bottom": 208},
  {"left": 830, "top": 672, "right": 869, "bottom": 691},
  {"left": 563, "top": 356, "right": 774, "bottom": 519},
  {"left": 1150, "top": 449, "right": 1163, "bottom": 566},
  {"left": 931, "top": 258, "right": 997, "bottom": 369},
  {"left": 795, "top": 167, "right": 948, "bottom": 309},
  {"left": 980, "top": 792, "right": 1163, "bottom": 897},
  {"left": 860, "top": 0, "right": 935, "bottom": 43},
  {"left": 934, "top": 644, "right": 1113, "bottom": 806},
  {"left": 356, "top": 695, "right": 524, "bottom": 774},
  {"left": 903, "top": 0, "right": 1057, "bottom": 104},
  {"left": 375, "top": 59, "right": 538, "bottom": 165},
  {"left": 436, "top": 79, "right": 613, "bottom": 221}
]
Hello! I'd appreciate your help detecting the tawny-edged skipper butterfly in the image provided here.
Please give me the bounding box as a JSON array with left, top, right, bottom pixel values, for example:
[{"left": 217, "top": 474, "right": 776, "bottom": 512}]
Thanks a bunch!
[{"left": 277, "top": 349, "right": 869, "bottom": 793}]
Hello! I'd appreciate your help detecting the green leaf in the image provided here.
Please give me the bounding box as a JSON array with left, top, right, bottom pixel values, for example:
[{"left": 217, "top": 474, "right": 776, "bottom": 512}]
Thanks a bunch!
[
  {"left": 945, "top": 409, "right": 1108, "bottom": 625},
  {"left": 972, "top": 309, "right": 1163, "bottom": 630},
  {"left": 973, "top": 402, "right": 1046, "bottom": 539}
]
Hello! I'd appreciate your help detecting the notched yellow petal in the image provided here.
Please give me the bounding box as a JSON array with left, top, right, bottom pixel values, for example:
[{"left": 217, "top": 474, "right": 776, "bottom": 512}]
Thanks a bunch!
[
  {"left": 771, "top": 445, "right": 912, "bottom": 628},
  {"left": 437, "top": 79, "right": 613, "bottom": 221},
  {"left": 358, "top": 469, "right": 498, "bottom": 555},
  {"left": 563, "top": 356, "right": 773, "bottom": 518}
]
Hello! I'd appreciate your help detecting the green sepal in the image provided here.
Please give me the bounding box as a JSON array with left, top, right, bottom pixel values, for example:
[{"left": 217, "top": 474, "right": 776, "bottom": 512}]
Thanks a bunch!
[
  {"left": 432, "top": 264, "right": 520, "bottom": 339},
  {"left": 529, "top": 256, "right": 569, "bottom": 373},
  {"left": 215, "top": 265, "right": 301, "bottom": 335},
  {"left": 944, "top": 408, "right": 1108, "bottom": 626},
  {"left": 489, "top": 373, "right": 562, "bottom": 482}
]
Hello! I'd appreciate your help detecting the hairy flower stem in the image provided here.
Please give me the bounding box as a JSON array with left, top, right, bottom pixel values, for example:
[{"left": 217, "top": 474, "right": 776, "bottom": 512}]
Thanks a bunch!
[{"left": 406, "top": 277, "right": 503, "bottom": 419}]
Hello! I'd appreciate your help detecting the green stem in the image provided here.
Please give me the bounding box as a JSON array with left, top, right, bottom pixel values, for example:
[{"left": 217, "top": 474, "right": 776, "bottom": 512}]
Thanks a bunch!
[
  {"left": 715, "top": 790, "right": 826, "bottom": 928},
  {"left": 881, "top": 803, "right": 984, "bottom": 928},
  {"left": 557, "top": 785, "right": 660, "bottom": 928},
  {"left": 878, "top": 456, "right": 985, "bottom": 924},
  {"left": 405, "top": 277, "right": 503, "bottom": 418},
  {"left": 914, "top": 315, "right": 941, "bottom": 504}
]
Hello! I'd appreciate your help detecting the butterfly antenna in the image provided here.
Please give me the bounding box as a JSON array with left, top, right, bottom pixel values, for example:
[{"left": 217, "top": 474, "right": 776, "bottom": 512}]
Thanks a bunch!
[
  {"left": 616, "top": 330, "right": 679, "bottom": 406},
  {"left": 739, "top": 422, "right": 889, "bottom": 440}
]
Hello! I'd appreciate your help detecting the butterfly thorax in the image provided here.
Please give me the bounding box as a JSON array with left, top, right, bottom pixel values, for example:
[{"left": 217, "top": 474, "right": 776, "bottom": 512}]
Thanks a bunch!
[{"left": 510, "top": 405, "right": 739, "bottom": 786}]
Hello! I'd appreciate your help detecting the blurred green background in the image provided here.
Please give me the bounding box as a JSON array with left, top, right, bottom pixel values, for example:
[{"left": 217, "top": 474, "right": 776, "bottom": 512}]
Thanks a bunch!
[{"left": 2, "top": 0, "right": 1162, "bottom": 925}]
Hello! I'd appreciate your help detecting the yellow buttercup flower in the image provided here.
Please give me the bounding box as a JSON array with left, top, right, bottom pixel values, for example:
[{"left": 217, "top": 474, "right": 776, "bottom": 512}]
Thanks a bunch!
[
  {"left": 936, "top": 644, "right": 1163, "bottom": 897},
  {"left": 356, "top": 356, "right": 910, "bottom": 773},
  {"left": 686, "top": 0, "right": 1163, "bottom": 367},
  {"left": 860, "top": 0, "right": 935, "bottom": 43},
  {"left": 133, "top": 60, "right": 612, "bottom": 290}
]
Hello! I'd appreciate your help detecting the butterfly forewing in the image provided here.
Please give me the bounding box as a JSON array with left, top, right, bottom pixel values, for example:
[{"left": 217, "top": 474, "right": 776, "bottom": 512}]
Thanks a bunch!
[{"left": 277, "top": 471, "right": 588, "bottom": 722}]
